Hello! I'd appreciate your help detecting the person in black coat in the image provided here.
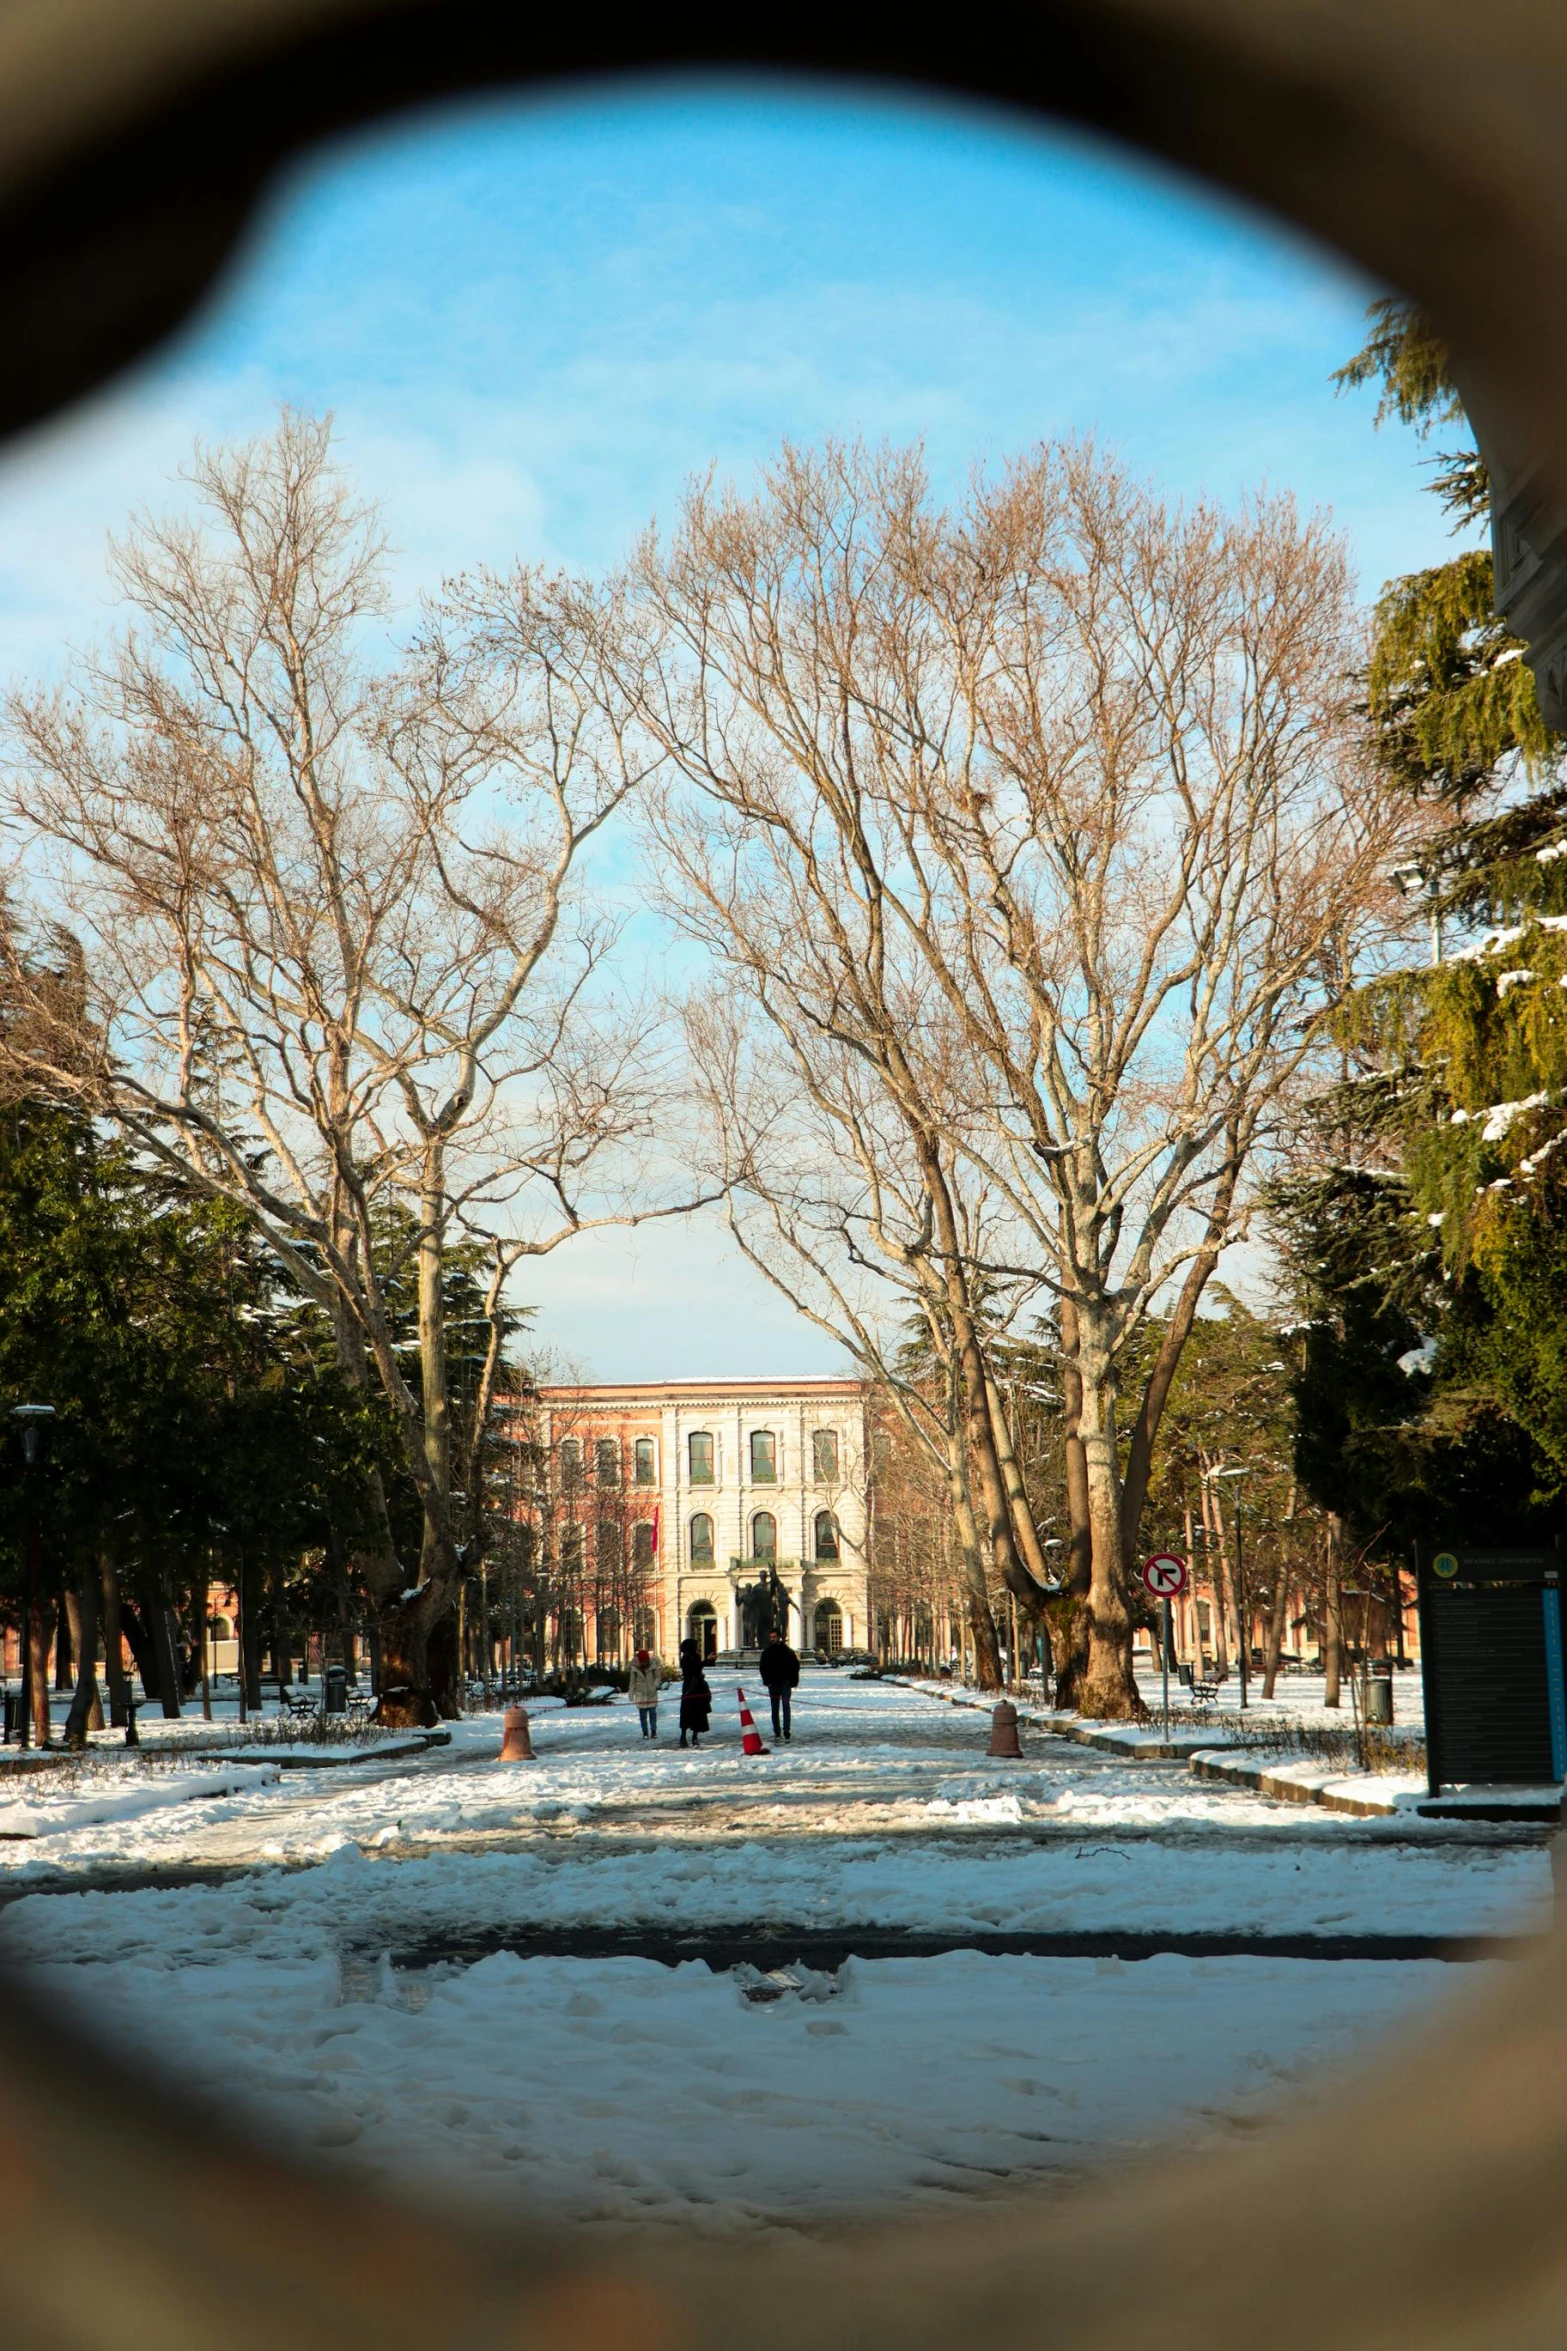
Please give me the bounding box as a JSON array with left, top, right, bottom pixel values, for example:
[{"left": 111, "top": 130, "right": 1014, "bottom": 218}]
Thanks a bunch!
[
  {"left": 678, "top": 1651, "right": 712, "bottom": 1748},
  {"left": 759, "top": 1628, "right": 800, "bottom": 1741}
]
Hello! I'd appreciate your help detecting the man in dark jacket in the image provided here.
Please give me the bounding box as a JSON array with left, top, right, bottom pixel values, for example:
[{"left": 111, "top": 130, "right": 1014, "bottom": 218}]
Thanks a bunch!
[{"left": 759, "top": 1628, "right": 800, "bottom": 1740}]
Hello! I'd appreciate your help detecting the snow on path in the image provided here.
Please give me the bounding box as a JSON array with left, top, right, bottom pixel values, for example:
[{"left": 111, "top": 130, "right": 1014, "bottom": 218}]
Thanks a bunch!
[
  {"left": 15, "top": 1930, "right": 1494, "bottom": 2238},
  {"left": 0, "top": 1671, "right": 1549, "bottom": 2238}
]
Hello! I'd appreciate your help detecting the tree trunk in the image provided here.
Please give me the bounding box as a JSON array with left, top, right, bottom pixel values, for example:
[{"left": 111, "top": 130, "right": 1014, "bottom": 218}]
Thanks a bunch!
[
  {"left": 1323, "top": 1518, "right": 1343, "bottom": 1708},
  {"left": 1201, "top": 1477, "right": 1232, "bottom": 1676},
  {"left": 28, "top": 1597, "right": 55, "bottom": 1745},
  {"left": 1076, "top": 1316, "right": 1143, "bottom": 1720},
  {"left": 153, "top": 1598, "right": 183, "bottom": 1720},
  {"left": 121, "top": 1600, "right": 160, "bottom": 1709},
  {"left": 100, "top": 1555, "right": 129, "bottom": 1729},
  {"left": 1050, "top": 1299, "right": 1095, "bottom": 1710},
  {"left": 942, "top": 1419, "right": 1002, "bottom": 1690},
  {"left": 916, "top": 1138, "right": 1035, "bottom": 1605},
  {"left": 239, "top": 1557, "right": 263, "bottom": 1717},
  {"left": 195, "top": 1569, "right": 211, "bottom": 1722},
  {"left": 1261, "top": 1561, "right": 1291, "bottom": 1700},
  {"left": 981, "top": 1369, "right": 1054, "bottom": 1599},
  {"left": 64, "top": 1572, "right": 103, "bottom": 1748},
  {"left": 1118, "top": 1149, "right": 1239, "bottom": 1568},
  {"left": 417, "top": 1139, "right": 452, "bottom": 1587}
]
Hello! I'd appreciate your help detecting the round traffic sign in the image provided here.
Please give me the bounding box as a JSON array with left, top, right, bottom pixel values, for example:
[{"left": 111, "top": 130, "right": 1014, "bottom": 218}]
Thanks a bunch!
[{"left": 1141, "top": 1552, "right": 1189, "bottom": 1598}]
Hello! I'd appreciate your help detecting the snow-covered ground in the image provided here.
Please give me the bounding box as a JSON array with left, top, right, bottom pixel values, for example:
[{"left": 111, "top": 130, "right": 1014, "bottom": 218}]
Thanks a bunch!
[{"left": 0, "top": 1672, "right": 1550, "bottom": 2238}]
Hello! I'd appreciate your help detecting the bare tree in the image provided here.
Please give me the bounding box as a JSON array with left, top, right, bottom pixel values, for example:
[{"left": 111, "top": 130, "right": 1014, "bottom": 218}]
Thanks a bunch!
[
  {"left": 1, "top": 414, "right": 688, "bottom": 1721},
  {"left": 628, "top": 439, "right": 1408, "bottom": 1716},
  {"left": 679, "top": 989, "right": 1008, "bottom": 1685}
]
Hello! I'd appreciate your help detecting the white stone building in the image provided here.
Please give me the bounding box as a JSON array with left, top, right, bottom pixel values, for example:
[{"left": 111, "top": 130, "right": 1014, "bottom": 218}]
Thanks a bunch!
[{"left": 536, "top": 1377, "right": 870, "bottom": 1660}]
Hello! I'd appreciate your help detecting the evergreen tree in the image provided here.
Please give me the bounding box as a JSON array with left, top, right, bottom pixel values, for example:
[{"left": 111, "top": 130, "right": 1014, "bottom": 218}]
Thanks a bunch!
[{"left": 1275, "top": 300, "right": 1567, "bottom": 1538}]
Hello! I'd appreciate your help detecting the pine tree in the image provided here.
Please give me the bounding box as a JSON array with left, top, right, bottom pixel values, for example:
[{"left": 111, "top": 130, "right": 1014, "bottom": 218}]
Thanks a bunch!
[{"left": 1277, "top": 301, "right": 1567, "bottom": 1524}]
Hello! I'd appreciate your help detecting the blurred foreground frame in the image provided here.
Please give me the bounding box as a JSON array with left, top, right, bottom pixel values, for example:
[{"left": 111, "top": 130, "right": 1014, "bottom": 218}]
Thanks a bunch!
[{"left": 3, "top": 1, "right": 1567, "bottom": 2343}]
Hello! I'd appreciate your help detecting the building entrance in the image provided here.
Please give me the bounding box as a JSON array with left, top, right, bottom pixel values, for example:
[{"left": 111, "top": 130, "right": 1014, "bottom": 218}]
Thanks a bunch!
[{"left": 686, "top": 1600, "right": 718, "bottom": 1662}]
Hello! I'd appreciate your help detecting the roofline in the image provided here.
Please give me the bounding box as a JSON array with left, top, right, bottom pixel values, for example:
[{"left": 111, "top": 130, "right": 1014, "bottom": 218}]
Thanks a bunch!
[{"left": 521, "top": 1378, "right": 868, "bottom": 1400}]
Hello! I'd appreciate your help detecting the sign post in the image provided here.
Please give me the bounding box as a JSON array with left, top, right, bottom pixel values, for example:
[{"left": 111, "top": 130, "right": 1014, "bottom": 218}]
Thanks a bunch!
[{"left": 1141, "top": 1554, "right": 1189, "bottom": 1736}]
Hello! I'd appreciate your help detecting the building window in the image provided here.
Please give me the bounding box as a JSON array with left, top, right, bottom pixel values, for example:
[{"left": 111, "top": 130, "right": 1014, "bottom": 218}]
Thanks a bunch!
[
  {"left": 560, "top": 1437, "right": 583, "bottom": 1493},
  {"left": 812, "top": 1428, "right": 839, "bottom": 1483},
  {"left": 751, "top": 1510, "right": 777, "bottom": 1563},
  {"left": 813, "top": 1596, "right": 843, "bottom": 1654},
  {"left": 595, "top": 1606, "right": 621, "bottom": 1660},
  {"left": 595, "top": 1437, "right": 620, "bottom": 1488},
  {"left": 690, "top": 1512, "right": 714, "bottom": 1565},
  {"left": 633, "top": 1520, "right": 655, "bottom": 1571},
  {"left": 634, "top": 1606, "right": 658, "bottom": 1651},
  {"left": 749, "top": 1429, "right": 777, "bottom": 1483},
  {"left": 688, "top": 1431, "right": 714, "bottom": 1484},
  {"left": 814, "top": 1510, "right": 839, "bottom": 1561},
  {"left": 560, "top": 1525, "right": 584, "bottom": 1576},
  {"left": 634, "top": 1436, "right": 656, "bottom": 1486},
  {"left": 596, "top": 1518, "right": 622, "bottom": 1573}
]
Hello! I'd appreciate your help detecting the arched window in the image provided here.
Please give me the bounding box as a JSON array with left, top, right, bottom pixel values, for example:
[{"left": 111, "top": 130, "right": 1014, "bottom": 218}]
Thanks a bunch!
[
  {"left": 749, "top": 1428, "right": 777, "bottom": 1483},
  {"left": 634, "top": 1436, "right": 656, "bottom": 1486},
  {"left": 595, "top": 1517, "right": 622, "bottom": 1572},
  {"left": 751, "top": 1510, "right": 777, "bottom": 1562},
  {"left": 207, "top": 1616, "right": 233, "bottom": 1640},
  {"left": 688, "top": 1431, "right": 714, "bottom": 1485},
  {"left": 814, "top": 1510, "right": 839, "bottom": 1560},
  {"left": 814, "top": 1596, "right": 843, "bottom": 1654},
  {"left": 595, "top": 1605, "right": 621, "bottom": 1660},
  {"left": 632, "top": 1519, "right": 655, "bottom": 1571},
  {"left": 595, "top": 1437, "right": 620, "bottom": 1488},
  {"left": 560, "top": 1524, "right": 584, "bottom": 1575},
  {"left": 812, "top": 1428, "right": 839, "bottom": 1483},
  {"left": 559, "top": 1437, "right": 583, "bottom": 1492},
  {"left": 689, "top": 1512, "right": 714, "bottom": 1564},
  {"left": 633, "top": 1606, "right": 658, "bottom": 1651}
]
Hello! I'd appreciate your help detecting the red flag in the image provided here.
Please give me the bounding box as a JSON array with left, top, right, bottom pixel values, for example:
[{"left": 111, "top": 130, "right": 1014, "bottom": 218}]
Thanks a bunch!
[{"left": 651, "top": 1502, "right": 661, "bottom": 1555}]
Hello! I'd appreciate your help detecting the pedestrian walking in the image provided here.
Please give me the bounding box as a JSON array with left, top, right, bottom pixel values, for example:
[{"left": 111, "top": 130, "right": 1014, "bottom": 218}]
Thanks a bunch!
[
  {"left": 678, "top": 1650, "right": 712, "bottom": 1749},
  {"left": 759, "top": 1627, "right": 800, "bottom": 1741},
  {"left": 628, "top": 1647, "right": 662, "bottom": 1739}
]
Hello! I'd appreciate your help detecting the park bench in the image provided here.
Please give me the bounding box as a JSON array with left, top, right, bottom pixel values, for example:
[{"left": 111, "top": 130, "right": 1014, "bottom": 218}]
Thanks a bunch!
[
  {"left": 1188, "top": 1677, "right": 1224, "bottom": 1709},
  {"left": 281, "top": 1690, "right": 318, "bottom": 1724}
]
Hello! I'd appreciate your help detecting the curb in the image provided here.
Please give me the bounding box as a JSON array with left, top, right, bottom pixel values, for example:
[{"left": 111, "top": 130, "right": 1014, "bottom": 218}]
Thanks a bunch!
[
  {"left": 895, "top": 1678, "right": 1236, "bottom": 1763},
  {"left": 203, "top": 1730, "right": 453, "bottom": 1771},
  {"left": 1190, "top": 1749, "right": 1403, "bottom": 1819}
]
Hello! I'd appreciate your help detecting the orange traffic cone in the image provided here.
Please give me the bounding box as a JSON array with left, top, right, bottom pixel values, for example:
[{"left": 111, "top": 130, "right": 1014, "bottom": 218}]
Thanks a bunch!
[{"left": 736, "top": 1688, "right": 770, "bottom": 1756}]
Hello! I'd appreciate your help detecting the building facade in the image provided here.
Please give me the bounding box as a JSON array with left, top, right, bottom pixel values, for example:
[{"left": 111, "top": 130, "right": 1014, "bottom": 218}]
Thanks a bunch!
[{"left": 533, "top": 1377, "right": 870, "bottom": 1662}]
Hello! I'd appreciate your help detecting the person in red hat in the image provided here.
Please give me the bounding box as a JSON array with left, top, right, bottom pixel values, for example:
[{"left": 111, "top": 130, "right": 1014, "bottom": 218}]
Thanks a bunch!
[{"left": 628, "top": 1647, "right": 663, "bottom": 1740}]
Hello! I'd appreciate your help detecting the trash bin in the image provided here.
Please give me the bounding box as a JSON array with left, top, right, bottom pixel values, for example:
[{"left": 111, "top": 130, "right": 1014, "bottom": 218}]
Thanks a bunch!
[
  {"left": 324, "top": 1664, "right": 347, "bottom": 1716},
  {"left": 1365, "top": 1666, "right": 1394, "bottom": 1725}
]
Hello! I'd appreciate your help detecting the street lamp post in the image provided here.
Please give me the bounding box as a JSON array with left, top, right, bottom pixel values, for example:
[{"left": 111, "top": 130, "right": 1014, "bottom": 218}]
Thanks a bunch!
[
  {"left": 1208, "top": 1465, "right": 1255, "bottom": 1710},
  {"left": 1390, "top": 857, "right": 1445, "bottom": 968},
  {"left": 12, "top": 1405, "right": 56, "bottom": 1750}
]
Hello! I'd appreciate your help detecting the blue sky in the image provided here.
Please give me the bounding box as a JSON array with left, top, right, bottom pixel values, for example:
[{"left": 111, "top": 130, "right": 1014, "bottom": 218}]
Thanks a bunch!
[{"left": 0, "top": 75, "right": 1462, "bottom": 1378}]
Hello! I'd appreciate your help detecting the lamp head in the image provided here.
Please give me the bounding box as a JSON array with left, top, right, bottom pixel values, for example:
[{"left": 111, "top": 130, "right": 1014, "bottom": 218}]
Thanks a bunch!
[{"left": 12, "top": 1402, "right": 55, "bottom": 1467}]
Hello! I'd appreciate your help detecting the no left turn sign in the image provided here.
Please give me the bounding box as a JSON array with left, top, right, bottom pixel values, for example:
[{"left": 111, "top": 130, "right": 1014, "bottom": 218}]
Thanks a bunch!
[{"left": 1141, "top": 1553, "right": 1188, "bottom": 1598}]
